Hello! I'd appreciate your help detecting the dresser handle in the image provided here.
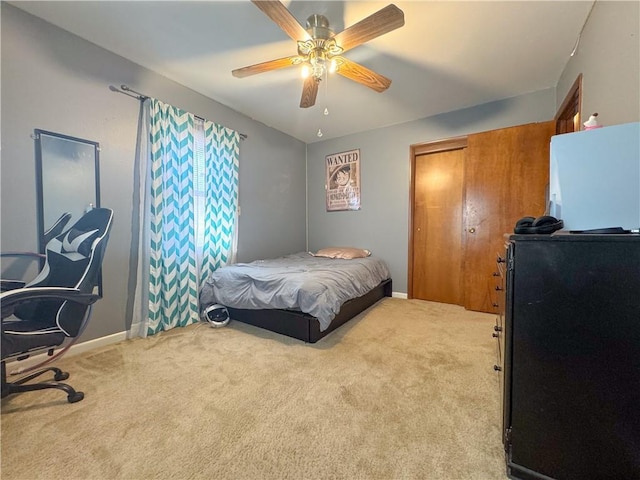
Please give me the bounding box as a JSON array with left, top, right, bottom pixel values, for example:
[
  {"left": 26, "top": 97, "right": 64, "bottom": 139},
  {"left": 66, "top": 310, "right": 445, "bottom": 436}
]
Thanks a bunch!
[
  {"left": 492, "top": 332, "right": 499, "bottom": 338},
  {"left": 497, "top": 256, "right": 506, "bottom": 263},
  {"left": 494, "top": 325, "right": 502, "bottom": 332},
  {"left": 494, "top": 365, "right": 502, "bottom": 371},
  {"left": 495, "top": 286, "right": 503, "bottom": 291}
]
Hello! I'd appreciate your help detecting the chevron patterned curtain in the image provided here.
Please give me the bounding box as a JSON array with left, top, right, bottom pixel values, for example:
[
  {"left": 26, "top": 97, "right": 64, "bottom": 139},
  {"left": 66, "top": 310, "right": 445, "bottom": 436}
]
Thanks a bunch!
[
  {"left": 199, "top": 121, "right": 240, "bottom": 284},
  {"left": 136, "top": 98, "right": 239, "bottom": 336}
]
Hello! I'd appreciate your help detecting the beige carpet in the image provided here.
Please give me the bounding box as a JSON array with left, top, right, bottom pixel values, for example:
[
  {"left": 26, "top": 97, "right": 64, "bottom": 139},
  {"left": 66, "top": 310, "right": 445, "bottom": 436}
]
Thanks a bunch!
[{"left": 1, "top": 298, "right": 507, "bottom": 480}]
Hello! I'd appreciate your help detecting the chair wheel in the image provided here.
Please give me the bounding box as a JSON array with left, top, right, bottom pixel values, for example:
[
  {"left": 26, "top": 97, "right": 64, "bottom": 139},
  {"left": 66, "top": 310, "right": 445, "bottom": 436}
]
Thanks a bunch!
[
  {"left": 54, "top": 371, "right": 70, "bottom": 381},
  {"left": 67, "top": 391, "right": 84, "bottom": 403}
]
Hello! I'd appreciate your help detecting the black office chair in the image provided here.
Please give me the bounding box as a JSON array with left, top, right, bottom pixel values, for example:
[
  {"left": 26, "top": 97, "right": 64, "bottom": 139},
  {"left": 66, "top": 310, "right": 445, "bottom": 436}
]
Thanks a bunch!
[
  {"left": 43, "top": 212, "right": 74, "bottom": 245},
  {"left": 1, "top": 212, "right": 73, "bottom": 292},
  {"left": 1, "top": 208, "right": 114, "bottom": 403}
]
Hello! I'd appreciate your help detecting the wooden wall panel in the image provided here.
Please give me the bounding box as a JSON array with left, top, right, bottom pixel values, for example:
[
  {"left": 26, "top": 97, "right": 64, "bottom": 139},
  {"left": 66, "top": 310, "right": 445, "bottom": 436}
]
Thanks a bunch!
[{"left": 463, "top": 121, "right": 555, "bottom": 312}]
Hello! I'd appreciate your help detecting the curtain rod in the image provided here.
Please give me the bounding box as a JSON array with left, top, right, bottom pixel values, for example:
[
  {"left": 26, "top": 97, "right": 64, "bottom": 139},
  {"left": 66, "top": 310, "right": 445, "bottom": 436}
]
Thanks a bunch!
[{"left": 109, "top": 84, "right": 247, "bottom": 140}]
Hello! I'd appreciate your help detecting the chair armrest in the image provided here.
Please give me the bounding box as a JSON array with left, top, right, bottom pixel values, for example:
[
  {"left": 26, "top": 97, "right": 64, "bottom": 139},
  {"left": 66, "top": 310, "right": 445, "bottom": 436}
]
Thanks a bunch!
[
  {"left": 0, "top": 252, "right": 46, "bottom": 260},
  {"left": 1, "top": 287, "right": 100, "bottom": 319},
  {"left": 1, "top": 279, "right": 27, "bottom": 292}
]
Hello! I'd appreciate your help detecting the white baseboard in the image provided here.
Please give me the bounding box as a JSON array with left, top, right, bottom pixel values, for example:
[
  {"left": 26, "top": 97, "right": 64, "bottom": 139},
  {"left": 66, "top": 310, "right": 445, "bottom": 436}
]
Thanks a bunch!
[
  {"left": 5, "top": 330, "right": 127, "bottom": 373},
  {"left": 66, "top": 331, "right": 128, "bottom": 356},
  {"left": 391, "top": 291, "right": 408, "bottom": 299}
]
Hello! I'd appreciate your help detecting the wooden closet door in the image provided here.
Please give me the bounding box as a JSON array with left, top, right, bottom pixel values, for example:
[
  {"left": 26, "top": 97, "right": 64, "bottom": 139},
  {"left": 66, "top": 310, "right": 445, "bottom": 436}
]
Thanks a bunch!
[
  {"left": 463, "top": 121, "right": 555, "bottom": 312},
  {"left": 412, "top": 148, "right": 465, "bottom": 304}
]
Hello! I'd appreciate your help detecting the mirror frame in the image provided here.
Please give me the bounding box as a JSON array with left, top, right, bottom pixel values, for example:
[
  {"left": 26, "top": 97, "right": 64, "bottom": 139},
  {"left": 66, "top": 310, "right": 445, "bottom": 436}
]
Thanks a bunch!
[{"left": 34, "top": 129, "right": 102, "bottom": 291}]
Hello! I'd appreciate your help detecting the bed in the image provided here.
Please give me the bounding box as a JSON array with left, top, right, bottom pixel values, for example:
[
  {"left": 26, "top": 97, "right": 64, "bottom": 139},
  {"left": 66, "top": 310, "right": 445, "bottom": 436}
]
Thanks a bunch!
[{"left": 199, "top": 250, "right": 392, "bottom": 343}]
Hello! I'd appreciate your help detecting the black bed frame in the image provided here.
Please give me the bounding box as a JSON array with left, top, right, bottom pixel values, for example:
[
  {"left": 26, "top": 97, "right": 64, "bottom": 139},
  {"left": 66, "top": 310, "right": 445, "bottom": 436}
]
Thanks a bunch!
[{"left": 227, "top": 278, "right": 392, "bottom": 343}]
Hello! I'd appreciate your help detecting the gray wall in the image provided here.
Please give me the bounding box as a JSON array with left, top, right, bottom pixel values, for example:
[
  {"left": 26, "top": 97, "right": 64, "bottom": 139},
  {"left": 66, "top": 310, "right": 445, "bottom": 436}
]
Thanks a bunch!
[
  {"left": 306, "top": 90, "right": 556, "bottom": 294},
  {"left": 1, "top": 4, "right": 307, "bottom": 341},
  {"left": 307, "top": 0, "right": 640, "bottom": 295},
  {"left": 2, "top": 1, "right": 637, "bottom": 343},
  {"left": 557, "top": 1, "right": 640, "bottom": 125}
]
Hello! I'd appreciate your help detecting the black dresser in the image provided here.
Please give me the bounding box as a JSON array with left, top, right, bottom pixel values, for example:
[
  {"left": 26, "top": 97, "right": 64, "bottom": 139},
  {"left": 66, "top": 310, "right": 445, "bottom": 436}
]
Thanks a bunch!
[{"left": 499, "top": 233, "right": 640, "bottom": 480}]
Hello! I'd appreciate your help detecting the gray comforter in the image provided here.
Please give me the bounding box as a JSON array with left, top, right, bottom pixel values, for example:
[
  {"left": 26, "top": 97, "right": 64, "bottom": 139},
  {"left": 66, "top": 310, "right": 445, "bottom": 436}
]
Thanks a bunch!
[{"left": 199, "top": 252, "right": 391, "bottom": 331}]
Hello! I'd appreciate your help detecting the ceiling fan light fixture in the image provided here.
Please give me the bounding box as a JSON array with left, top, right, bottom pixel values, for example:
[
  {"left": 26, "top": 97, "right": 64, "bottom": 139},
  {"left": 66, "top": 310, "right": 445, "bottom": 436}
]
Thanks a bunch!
[
  {"left": 297, "top": 31, "right": 343, "bottom": 80},
  {"left": 310, "top": 53, "right": 326, "bottom": 79},
  {"left": 297, "top": 39, "right": 314, "bottom": 56},
  {"left": 323, "top": 39, "right": 343, "bottom": 57}
]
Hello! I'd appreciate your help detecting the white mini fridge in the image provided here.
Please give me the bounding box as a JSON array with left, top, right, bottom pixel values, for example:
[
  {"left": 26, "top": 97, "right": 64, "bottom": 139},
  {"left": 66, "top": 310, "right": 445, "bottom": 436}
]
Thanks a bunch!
[{"left": 548, "top": 122, "right": 640, "bottom": 231}]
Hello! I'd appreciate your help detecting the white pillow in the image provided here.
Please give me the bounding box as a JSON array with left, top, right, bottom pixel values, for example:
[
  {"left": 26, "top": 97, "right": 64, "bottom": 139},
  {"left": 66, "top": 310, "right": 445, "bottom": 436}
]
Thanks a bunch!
[{"left": 312, "top": 247, "right": 371, "bottom": 259}]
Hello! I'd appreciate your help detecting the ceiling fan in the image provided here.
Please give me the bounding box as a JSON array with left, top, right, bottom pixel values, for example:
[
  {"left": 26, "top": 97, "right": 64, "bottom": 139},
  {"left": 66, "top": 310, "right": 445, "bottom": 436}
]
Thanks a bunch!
[{"left": 232, "top": 1, "right": 405, "bottom": 108}]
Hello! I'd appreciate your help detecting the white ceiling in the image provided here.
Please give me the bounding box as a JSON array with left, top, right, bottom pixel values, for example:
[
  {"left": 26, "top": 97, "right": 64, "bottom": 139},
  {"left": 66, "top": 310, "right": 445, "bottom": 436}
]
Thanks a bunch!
[{"left": 11, "top": 1, "right": 594, "bottom": 143}]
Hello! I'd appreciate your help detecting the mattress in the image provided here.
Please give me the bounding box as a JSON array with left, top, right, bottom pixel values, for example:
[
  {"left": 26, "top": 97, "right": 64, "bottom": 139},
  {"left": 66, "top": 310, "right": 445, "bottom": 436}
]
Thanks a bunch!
[{"left": 199, "top": 252, "right": 391, "bottom": 331}]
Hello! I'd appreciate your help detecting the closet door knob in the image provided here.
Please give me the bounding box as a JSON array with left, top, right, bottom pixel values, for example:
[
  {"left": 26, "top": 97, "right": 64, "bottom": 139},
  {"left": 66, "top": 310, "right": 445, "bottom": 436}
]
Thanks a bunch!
[{"left": 468, "top": 227, "right": 476, "bottom": 233}]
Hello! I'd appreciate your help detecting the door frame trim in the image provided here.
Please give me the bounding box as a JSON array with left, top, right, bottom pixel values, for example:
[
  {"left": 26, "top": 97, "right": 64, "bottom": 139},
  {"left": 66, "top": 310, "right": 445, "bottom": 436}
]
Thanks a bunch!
[
  {"left": 408, "top": 136, "right": 467, "bottom": 298},
  {"left": 555, "top": 73, "right": 582, "bottom": 134}
]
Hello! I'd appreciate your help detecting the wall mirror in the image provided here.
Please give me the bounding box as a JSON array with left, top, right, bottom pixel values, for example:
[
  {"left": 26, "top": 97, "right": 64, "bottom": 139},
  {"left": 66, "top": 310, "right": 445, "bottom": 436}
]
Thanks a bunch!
[{"left": 34, "top": 129, "right": 101, "bottom": 290}]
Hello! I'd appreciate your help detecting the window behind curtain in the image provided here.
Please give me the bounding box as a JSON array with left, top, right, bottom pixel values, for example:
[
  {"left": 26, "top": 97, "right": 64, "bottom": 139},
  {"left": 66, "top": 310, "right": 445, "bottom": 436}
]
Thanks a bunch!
[
  {"left": 131, "top": 98, "right": 240, "bottom": 337},
  {"left": 193, "top": 117, "right": 206, "bottom": 253}
]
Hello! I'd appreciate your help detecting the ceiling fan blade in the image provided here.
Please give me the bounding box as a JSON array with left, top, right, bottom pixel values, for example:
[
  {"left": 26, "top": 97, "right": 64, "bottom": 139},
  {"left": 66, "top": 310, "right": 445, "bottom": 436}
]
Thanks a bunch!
[
  {"left": 333, "top": 4, "right": 404, "bottom": 53},
  {"left": 336, "top": 57, "right": 391, "bottom": 93},
  {"left": 252, "top": 0, "right": 311, "bottom": 43},
  {"left": 232, "top": 56, "right": 299, "bottom": 78},
  {"left": 300, "top": 77, "right": 319, "bottom": 108}
]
